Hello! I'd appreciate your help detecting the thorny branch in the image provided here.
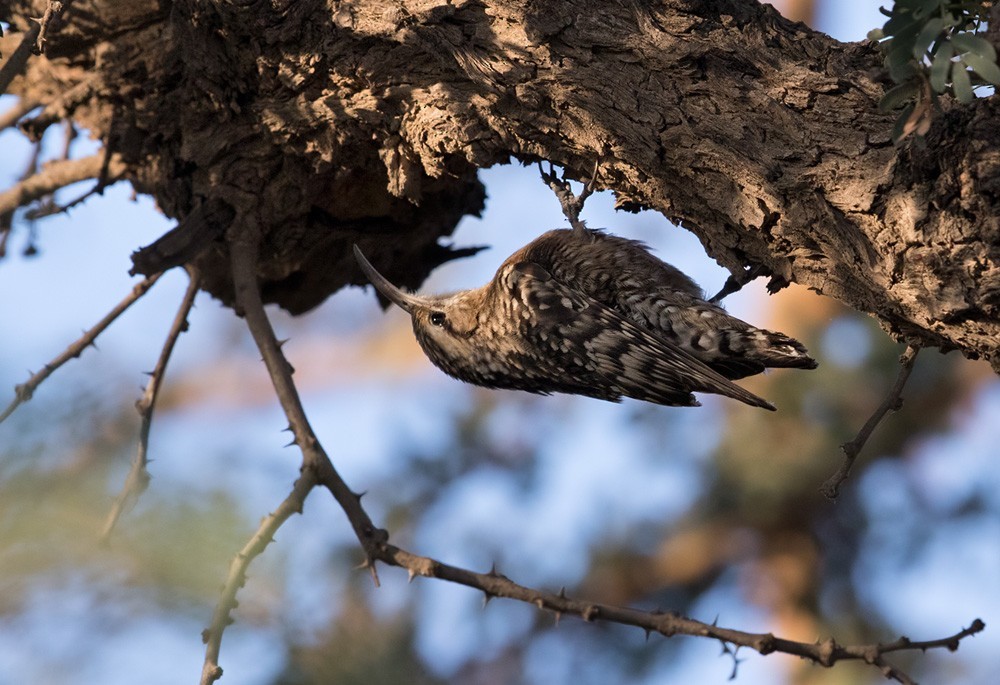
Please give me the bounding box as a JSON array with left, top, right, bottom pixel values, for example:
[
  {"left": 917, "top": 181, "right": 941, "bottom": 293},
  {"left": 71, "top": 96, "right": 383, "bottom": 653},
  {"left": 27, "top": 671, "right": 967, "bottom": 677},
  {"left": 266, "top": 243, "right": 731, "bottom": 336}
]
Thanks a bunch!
[
  {"left": 100, "top": 268, "right": 201, "bottom": 542},
  {"left": 821, "top": 345, "right": 921, "bottom": 499},
  {"left": 0, "top": 273, "right": 162, "bottom": 424},
  {"left": 200, "top": 469, "right": 317, "bottom": 685},
  {"left": 213, "top": 227, "right": 981, "bottom": 685}
]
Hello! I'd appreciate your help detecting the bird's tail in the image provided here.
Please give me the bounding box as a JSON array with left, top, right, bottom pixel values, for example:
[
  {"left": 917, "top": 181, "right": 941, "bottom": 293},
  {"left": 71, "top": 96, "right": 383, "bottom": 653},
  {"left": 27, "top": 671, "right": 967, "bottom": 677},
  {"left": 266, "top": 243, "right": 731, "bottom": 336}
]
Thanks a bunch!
[{"left": 707, "top": 328, "right": 817, "bottom": 380}]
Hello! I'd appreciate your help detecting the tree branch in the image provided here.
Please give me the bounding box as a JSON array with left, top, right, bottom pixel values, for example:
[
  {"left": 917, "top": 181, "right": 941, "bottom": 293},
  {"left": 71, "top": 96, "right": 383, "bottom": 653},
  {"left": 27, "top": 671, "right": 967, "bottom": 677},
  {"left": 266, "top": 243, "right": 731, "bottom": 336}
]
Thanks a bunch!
[
  {"left": 0, "top": 274, "right": 162, "bottom": 424},
  {"left": 200, "top": 468, "right": 317, "bottom": 685},
  {"left": 223, "top": 223, "right": 980, "bottom": 685},
  {"left": 0, "top": 96, "right": 39, "bottom": 132},
  {"left": 100, "top": 268, "right": 200, "bottom": 541},
  {"left": 0, "top": 22, "right": 40, "bottom": 95},
  {"left": 36, "top": 1, "right": 74, "bottom": 54},
  {"left": 821, "top": 345, "right": 920, "bottom": 499},
  {"left": 0, "top": 152, "right": 127, "bottom": 216}
]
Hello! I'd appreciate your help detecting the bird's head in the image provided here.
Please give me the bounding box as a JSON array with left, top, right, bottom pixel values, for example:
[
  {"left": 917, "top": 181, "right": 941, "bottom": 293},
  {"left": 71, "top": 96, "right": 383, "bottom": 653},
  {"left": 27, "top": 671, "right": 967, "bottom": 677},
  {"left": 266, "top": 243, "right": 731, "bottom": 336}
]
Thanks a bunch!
[{"left": 353, "top": 245, "right": 486, "bottom": 376}]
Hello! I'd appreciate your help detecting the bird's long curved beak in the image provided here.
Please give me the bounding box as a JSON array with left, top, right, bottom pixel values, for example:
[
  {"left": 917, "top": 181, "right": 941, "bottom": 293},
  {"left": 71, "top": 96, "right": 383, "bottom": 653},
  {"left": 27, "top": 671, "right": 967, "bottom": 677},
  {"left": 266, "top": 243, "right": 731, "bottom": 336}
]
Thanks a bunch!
[{"left": 353, "top": 245, "right": 424, "bottom": 313}]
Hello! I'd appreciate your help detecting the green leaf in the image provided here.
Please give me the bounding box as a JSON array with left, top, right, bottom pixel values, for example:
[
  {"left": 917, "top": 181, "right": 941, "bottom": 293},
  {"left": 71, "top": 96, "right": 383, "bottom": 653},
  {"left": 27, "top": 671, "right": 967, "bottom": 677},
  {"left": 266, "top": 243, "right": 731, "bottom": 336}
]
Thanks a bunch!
[
  {"left": 879, "top": 81, "right": 921, "bottom": 111},
  {"left": 952, "top": 62, "right": 974, "bottom": 102},
  {"left": 884, "top": 12, "right": 920, "bottom": 38},
  {"left": 913, "top": 18, "right": 945, "bottom": 59},
  {"left": 962, "top": 50, "right": 1000, "bottom": 86},
  {"left": 930, "top": 43, "right": 955, "bottom": 91},
  {"left": 951, "top": 33, "right": 997, "bottom": 62}
]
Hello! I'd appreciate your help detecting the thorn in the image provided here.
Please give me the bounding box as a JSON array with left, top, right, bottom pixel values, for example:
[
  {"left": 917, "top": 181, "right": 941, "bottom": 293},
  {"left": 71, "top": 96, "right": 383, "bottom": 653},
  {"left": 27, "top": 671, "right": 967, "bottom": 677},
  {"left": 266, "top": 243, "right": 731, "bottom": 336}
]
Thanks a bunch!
[
  {"left": 644, "top": 627, "right": 652, "bottom": 642},
  {"left": 284, "top": 438, "right": 297, "bottom": 448},
  {"left": 277, "top": 338, "right": 290, "bottom": 349},
  {"left": 483, "top": 591, "right": 494, "bottom": 608},
  {"left": 557, "top": 586, "right": 567, "bottom": 600},
  {"left": 488, "top": 562, "right": 500, "bottom": 577},
  {"left": 407, "top": 567, "right": 418, "bottom": 583},
  {"left": 281, "top": 424, "right": 293, "bottom": 433}
]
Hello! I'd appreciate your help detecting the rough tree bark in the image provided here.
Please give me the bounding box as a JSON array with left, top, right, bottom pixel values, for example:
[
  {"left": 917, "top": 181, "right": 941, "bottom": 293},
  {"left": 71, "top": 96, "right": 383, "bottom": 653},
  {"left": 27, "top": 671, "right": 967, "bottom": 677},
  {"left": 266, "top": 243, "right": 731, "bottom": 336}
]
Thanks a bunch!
[{"left": 1, "top": 0, "right": 998, "bottom": 369}]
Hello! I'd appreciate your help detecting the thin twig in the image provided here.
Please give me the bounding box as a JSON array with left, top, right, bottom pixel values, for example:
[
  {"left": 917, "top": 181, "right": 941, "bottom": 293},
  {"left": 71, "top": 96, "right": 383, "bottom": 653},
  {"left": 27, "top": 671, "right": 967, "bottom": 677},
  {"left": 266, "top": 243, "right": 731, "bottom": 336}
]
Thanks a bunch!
[
  {"left": 19, "top": 77, "right": 97, "bottom": 141},
  {"left": 0, "top": 152, "right": 127, "bottom": 216},
  {"left": 200, "top": 468, "right": 317, "bottom": 685},
  {"left": 0, "top": 97, "right": 40, "bottom": 131},
  {"left": 36, "top": 1, "right": 74, "bottom": 54},
  {"left": 222, "top": 227, "right": 977, "bottom": 685},
  {"left": 821, "top": 345, "right": 920, "bottom": 500},
  {"left": 100, "top": 269, "right": 200, "bottom": 541},
  {"left": 538, "top": 159, "right": 600, "bottom": 235},
  {"left": 0, "top": 22, "right": 41, "bottom": 95},
  {"left": 0, "top": 274, "right": 162, "bottom": 424},
  {"left": 709, "top": 264, "right": 768, "bottom": 303}
]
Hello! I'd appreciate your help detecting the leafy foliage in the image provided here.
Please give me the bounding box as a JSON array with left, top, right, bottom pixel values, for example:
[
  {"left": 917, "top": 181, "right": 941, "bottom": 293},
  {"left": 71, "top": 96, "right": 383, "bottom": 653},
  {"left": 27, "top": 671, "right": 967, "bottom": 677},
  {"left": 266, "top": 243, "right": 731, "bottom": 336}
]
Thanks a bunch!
[{"left": 869, "top": 0, "right": 999, "bottom": 140}]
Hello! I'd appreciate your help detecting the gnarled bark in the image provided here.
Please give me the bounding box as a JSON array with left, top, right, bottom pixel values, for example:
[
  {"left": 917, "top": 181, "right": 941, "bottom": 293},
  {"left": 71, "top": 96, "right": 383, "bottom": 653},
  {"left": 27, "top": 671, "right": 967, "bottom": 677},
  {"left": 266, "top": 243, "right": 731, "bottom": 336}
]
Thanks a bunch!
[{"left": 1, "top": 0, "right": 998, "bottom": 368}]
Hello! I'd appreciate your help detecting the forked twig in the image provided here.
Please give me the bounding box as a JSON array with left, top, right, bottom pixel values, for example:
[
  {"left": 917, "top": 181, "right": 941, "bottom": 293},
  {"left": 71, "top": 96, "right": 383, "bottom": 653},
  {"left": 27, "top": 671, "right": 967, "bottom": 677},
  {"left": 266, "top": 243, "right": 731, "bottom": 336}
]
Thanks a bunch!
[
  {"left": 538, "top": 159, "right": 600, "bottom": 234},
  {"left": 821, "top": 345, "right": 920, "bottom": 499},
  {"left": 0, "top": 274, "right": 162, "bottom": 424},
  {"left": 100, "top": 269, "right": 201, "bottom": 541},
  {"left": 209, "top": 228, "right": 979, "bottom": 685}
]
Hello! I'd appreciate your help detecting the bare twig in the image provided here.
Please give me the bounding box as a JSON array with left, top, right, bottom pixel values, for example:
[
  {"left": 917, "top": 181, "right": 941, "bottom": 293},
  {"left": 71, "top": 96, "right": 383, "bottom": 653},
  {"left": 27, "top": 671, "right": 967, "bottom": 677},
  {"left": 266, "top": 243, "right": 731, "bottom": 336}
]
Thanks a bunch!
[
  {"left": 0, "top": 97, "right": 40, "bottom": 131},
  {"left": 200, "top": 469, "right": 317, "bottom": 685},
  {"left": 36, "top": 1, "right": 74, "bottom": 54},
  {"left": 19, "top": 78, "right": 97, "bottom": 141},
  {"left": 709, "top": 264, "right": 768, "bottom": 303},
  {"left": 538, "top": 159, "right": 600, "bottom": 235},
  {"left": 0, "top": 152, "right": 127, "bottom": 216},
  {"left": 0, "top": 274, "right": 162, "bottom": 424},
  {"left": 220, "top": 225, "right": 977, "bottom": 685},
  {"left": 821, "top": 345, "right": 920, "bottom": 499},
  {"left": 0, "top": 22, "right": 41, "bottom": 95},
  {"left": 100, "top": 269, "right": 200, "bottom": 541}
]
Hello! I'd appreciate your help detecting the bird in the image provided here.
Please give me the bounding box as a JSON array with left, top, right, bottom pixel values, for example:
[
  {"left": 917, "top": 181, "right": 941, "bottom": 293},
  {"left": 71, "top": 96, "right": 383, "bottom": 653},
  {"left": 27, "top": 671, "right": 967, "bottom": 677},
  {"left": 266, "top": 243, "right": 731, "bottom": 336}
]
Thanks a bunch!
[{"left": 353, "top": 227, "right": 817, "bottom": 410}]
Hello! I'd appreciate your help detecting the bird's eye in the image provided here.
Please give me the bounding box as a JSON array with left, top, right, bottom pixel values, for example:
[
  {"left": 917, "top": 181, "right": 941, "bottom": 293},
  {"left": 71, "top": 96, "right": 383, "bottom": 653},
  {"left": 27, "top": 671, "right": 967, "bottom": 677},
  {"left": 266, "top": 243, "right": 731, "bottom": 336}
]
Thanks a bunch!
[{"left": 429, "top": 311, "right": 446, "bottom": 327}]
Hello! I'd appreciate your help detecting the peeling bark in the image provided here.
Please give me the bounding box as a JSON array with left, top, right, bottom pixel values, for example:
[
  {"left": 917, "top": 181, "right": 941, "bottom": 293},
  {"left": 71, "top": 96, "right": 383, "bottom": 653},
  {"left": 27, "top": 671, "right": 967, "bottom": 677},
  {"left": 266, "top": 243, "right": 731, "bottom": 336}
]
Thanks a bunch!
[{"left": 1, "top": 0, "right": 998, "bottom": 368}]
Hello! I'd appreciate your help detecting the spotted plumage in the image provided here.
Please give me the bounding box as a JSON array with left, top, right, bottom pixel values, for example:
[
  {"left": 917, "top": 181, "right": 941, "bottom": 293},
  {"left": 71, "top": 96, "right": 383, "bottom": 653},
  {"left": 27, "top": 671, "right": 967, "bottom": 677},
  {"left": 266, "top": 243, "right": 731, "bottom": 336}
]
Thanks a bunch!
[{"left": 354, "top": 228, "right": 817, "bottom": 410}]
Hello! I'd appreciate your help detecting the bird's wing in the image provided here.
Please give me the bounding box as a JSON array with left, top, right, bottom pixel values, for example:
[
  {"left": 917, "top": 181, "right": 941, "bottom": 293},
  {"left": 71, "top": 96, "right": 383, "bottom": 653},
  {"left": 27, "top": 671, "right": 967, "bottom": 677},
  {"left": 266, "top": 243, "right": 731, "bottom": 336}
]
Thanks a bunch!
[{"left": 508, "top": 261, "right": 776, "bottom": 410}]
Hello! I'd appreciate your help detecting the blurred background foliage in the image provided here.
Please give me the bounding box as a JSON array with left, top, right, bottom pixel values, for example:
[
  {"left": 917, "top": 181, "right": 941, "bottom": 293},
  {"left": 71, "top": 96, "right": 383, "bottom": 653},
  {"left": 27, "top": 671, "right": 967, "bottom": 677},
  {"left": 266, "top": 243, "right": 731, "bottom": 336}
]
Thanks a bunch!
[{"left": 2, "top": 1, "right": 999, "bottom": 684}]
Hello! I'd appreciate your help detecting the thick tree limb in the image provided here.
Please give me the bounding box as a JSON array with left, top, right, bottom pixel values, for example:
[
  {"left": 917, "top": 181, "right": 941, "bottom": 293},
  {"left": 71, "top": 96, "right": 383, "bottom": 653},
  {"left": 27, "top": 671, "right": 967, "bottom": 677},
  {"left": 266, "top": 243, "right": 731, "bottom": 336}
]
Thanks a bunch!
[
  {"left": 2, "top": 0, "right": 996, "bottom": 368},
  {"left": 0, "top": 273, "right": 161, "bottom": 424}
]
